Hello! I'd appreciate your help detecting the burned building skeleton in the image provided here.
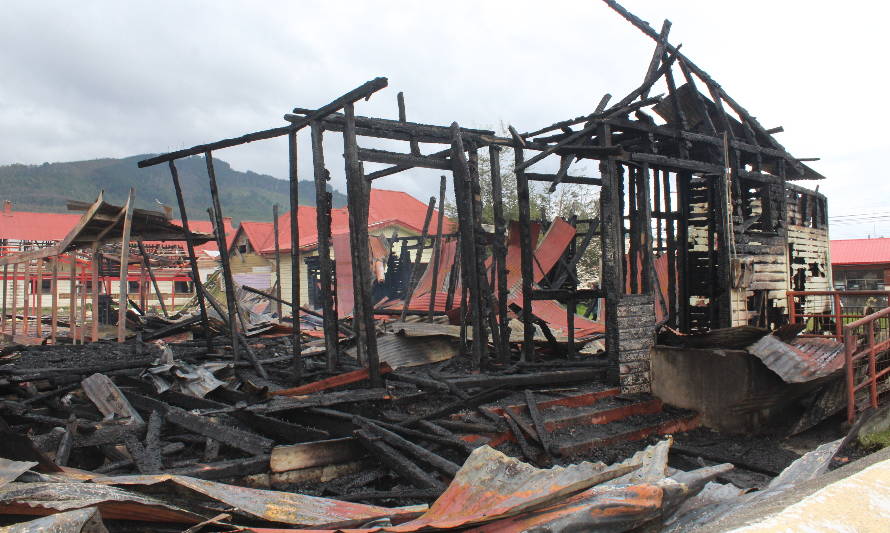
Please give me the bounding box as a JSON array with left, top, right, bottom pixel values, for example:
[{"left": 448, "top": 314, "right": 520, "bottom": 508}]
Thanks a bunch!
[{"left": 3, "top": 2, "right": 888, "bottom": 532}]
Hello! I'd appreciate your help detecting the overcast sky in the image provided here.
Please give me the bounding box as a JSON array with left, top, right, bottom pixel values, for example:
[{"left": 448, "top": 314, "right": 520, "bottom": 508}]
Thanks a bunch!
[{"left": 2, "top": 1, "right": 888, "bottom": 238}]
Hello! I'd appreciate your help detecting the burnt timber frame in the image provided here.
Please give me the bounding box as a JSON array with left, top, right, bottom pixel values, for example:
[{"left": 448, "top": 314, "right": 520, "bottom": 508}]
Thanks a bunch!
[{"left": 135, "top": 1, "right": 826, "bottom": 392}]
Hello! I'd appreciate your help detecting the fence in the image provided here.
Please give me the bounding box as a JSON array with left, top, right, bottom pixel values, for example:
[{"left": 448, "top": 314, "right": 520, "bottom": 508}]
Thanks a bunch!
[
  {"left": 787, "top": 290, "right": 890, "bottom": 341},
  {"left": 843, "top": 306, "right": 890, "bottom": 423}
]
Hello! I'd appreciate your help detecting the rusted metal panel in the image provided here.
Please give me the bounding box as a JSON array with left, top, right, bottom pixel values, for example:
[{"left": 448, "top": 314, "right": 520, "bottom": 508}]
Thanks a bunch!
[
  {"left": 747, "top": 334, "right": 844, "bottom": 383},
  {"left": 92, "top": 474, "right": 415, "bottom": 528},
  {"left": 0, "top": 507, "right": 109, "bottom": 533},
  {"left": 0, "top": 481, "right": 201, "bottom": 523},
  {"left": 0, "top": 459, "right": 36, "bottom": 489},
  {"left": 382, "top": 446, "right": 635, "bottom": 531}
]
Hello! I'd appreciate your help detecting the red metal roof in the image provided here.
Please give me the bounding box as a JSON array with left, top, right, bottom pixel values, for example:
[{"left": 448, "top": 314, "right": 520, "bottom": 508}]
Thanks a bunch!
[
  {"left": 0, "top": 210, "right": 82, "bottom": 241},
  {"left": 0, "top": 208, "right": 232, "bottom": 255},
  {"left": 250, "top": 189, "right": 454, "bottom": 254},
  {"left": 831, "top": 238, "right": 890, "bottom": 266}
]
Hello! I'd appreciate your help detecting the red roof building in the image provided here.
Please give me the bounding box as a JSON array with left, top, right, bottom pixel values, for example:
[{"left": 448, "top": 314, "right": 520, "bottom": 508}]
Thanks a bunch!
[{"left": 830, "top": 238, "right": 890, "bottom": 291}]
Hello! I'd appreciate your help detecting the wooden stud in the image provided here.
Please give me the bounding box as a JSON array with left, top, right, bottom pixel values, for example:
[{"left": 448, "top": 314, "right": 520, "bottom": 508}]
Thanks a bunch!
[
  {"left": 67, "top": 257, "right": 75, "bottom": 342},
  {"left": 490, "top": 145, "right": 510, "bottom": 362},
  {"left": 427, "top": 176, "right": 447, "bottom": 322},
  {"left": 35, "top": 258, "right": 43, "bottom": 338},
  {"left": 343, "top": 102, "right": 380, "bottom": 387},
  {"left": 400, "top": 197, "right": 435, "bottom": 321},
  {"left": 11, "top": 263, "right": 18, "bottom": 337},
  {"left": 50, "top": 258, "right": 58, "bottom": 343},
  {"left": 272, "top": 204, "right": 282, "bottom": 318},
  {"left": 510, "top": 127, "right": 535, "bottom": 363},
  {"left": 91, "top": 245, "right": 100, "bottom": 342},
  {"left": 205, "top": 153, "right": 243, "bottom": 363},
  {"left": 310, "top": 121, "right": 338, "bottom": 371},
  {"left": 168, "top": 161, "right": 212, "bottom": 351},
  {"left": 137, "top": 240, "right": 168, "bottom": 318},
  {"left": 287, "top": 132, "right": 303, "bottom": 379},
  {"left": 117, "top": 188, "right": 135, "bottom": 342}
]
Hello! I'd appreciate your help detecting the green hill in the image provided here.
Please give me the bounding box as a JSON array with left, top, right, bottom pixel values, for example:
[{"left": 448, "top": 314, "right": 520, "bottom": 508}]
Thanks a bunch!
[{"left": 0, "top": 155, "right": 347, "bottom": 222}]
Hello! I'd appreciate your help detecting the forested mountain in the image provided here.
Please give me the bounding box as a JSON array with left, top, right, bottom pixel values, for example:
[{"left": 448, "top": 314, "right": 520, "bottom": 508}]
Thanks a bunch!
[{"left": 0, "top": 155, "right": 347, "bottom": 222}]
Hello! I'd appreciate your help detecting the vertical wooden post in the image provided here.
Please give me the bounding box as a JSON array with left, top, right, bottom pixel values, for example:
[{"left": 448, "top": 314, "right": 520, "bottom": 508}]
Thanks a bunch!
[
  {"left": 287, "top": 132, "right": 303, "bottom": 380},
  {"left": 139, "top": 261, "right": 147, "bottom": 314},
  {"left": 677, "top": 171, "right": 691, "bottom": 332},
  {"left": 50, "top": 258, "right": 58, "bottom": 343},
  {"left": 68, "top": 258, "right": 76, "bottom": 343},
  {"left": 663, "top": 170, "right": 676, "bottom": 326},
  {"left": 91, "top": 245, "right": 100, "bottom": 342},
  {"left": 11, "top": 263, "right": 18, "bottom": 337},
  {"left": 272, "top": 204, "right": 283, "bottom": 318},
  {"left": 400, "top": 198, "right": 436, "bottom": 321},
  {"left": 137, "top": 241, "right": 168, "bottom": 318},
  {"left": 80, "top": 266, "right": 87, "bottom": 344},
  {"left": 598, "top": 123, "right": 624, "bottom": 376},
  {"left": 468, "top": 142, "right": 495, "bottom": 367},
  {"left": 35, "top": 259, "right": 43, "bottom": 338},
  {"left": 343, "top": 102, "right": 380, "bottom": 386},
  {"left": 427, "top": 175, "right": 447, "bottom": 323},
  {"left": 628, "top": 170, "right": 639, "bottom": 294},
  {"left": 117, "top": 188, "right": 135, "bottom": 343},
  {"left": 1, "top": 264, "right": 7, "bottom": 333},
  {"left": 451, "top": 126, "right": 486, "bottom": 368},
  {"left": 311, "top": 121, "right": 338, "bottom": 371},
  {"left": 23, "top": 260, "right": 30, "bottom": 335},
  {"left": 512, "top": 132, "right": 535, "bottom": 362},
  {"left": 168, "top": 161, "right": 212, "bottom": 351},
  {"left": 205, "top": 153, "right": 242, "bottom": 362},
  {"left": 639, "top": 163, "right": 653, "bottom": 294}
]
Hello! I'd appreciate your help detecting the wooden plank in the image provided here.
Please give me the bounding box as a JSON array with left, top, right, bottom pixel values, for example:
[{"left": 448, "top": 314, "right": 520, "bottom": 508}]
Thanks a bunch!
[
  {"left": 357, "top": 148, "right": 451, "bottom": 171},
  {"left": 310, "top": 121, "right": 339, "bottom": 371},
  {"left": 272, "top": 362, "right": 393, "bottom": 397},
  {"left": 270, "top": 437, "right": 364, "bottom": 473},
  {"left": 287, "top": 131, "right": 302, "bottom": 379}
]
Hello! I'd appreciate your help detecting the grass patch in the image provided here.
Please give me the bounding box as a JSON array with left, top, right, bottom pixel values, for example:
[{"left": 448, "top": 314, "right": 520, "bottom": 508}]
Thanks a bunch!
[{"left": 859, "top": 428, "right": 890, "bottom": 450}]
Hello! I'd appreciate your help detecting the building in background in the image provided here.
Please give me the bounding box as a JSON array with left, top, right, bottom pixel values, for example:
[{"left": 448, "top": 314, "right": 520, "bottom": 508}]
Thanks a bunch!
[{"left": 831, "top": 237, "right": 890, "bottom": 313}]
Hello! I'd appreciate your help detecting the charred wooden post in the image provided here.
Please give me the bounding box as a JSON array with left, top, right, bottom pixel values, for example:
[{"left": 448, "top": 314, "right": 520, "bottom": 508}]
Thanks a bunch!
[
  {"left": 50, "top": 259, "right": 58, "bottom": 343},
  {"left": 400, "top": 197, "right": 436, "bottom": 321},
  {"left": 90, "top": 246, "right": 100, "bottom": 341},
  {"left": 444, "top": 245, "right": 460, "bottom": 312},
  {"left": 663, "top": 171, "right": 677, "bottom": 326},
  {"left": 66, "top": 259, "right": 74, "bottom": 341},
  {"left": 22, "top": 260, "right": 30, "bottom": 336},
  {"left": 272, "top": 204, "right": 282, "bottom": 318},
  {"left": 1, "top": 264, "right": 6, "bottom": 334},
  {"left": 598, "top": 124, "right": 624, "bottom": 381},
  {"left": 510, "top": 127, "right": 535, "bottom": 362},
  {"left": 168, "top": 161, "right": 213, "bottom": 352},
  {"left": 35, "top": 258, "right": 43, "bottom": 338},
  {"left": 343, "top": 102, "right": 381, "bottom": 387},
  {"left": 205, "top": 153, "right": 242, "bottom": 362},
  {"left": 467, "top": 141, "right": 496, "bottom": 367},
  {"left": 117, "top": 189, "right": 135, "bottom": 343},
  {"left": 287, "top": 132, "right": 302, "bottom": 379},
  {"left": 310, "top": 121, "right": 339, "bottom": 371},
  {"left": 451, "top": 124, "right": 486, "bottom": 368},
  {"left": 137, "top": 240, "right": 168, "bottom": 318},
  {"left": 677, "top": 171, "right": 691, "bottom": 332},
  {"left": 427, "top": 176, "right": 447, "bottom": 322},
  {"left": 489, "top": 146, "right": 511, "bottom": 362}
]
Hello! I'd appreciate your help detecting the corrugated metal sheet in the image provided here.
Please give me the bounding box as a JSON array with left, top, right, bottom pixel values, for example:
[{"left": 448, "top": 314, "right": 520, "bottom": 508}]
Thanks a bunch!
[
  {"left": 831, "top": 237, "right": 890, "bottom": 266},
  {"left": 93, "top": 474, "right": 416, "bottom": 528},
  {"left": 0, "top": 459, "right": 36, "bottom": 489},
  {"left": 0, "top": 481, "right": 201, "bottom": 523},
  {"left": 0, "top": 507, "right": 108, "bottom": 533},
  {"left": 747, "top": 335, "right": 844, "bottom": 383}
]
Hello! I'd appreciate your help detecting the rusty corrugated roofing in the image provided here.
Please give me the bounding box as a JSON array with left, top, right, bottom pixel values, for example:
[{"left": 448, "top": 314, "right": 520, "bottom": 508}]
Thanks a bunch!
[{"left": 747, "top": 335, "right": 844, "bottom": 383}]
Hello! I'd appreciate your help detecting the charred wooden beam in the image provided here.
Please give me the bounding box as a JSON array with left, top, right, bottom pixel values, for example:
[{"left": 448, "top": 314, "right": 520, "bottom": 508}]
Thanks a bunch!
[
  {"left": 357, "top": 148, "right": 451, "bottom": 170},
  {"left": 138, "top": 77, "right": 388, "bottom": 167},
  {"left": 427, "top": 176, "right": 447, "bottom": 322},
  {"left": 354, "top": 429, "right": 445, "bottom": 491},
  {"left": 525, "top": 173, "right": 603, "bottom": 186}
]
